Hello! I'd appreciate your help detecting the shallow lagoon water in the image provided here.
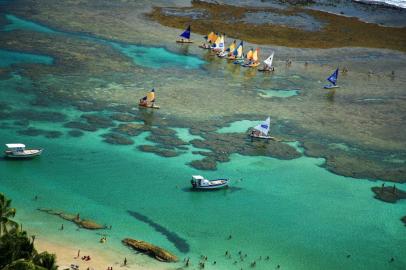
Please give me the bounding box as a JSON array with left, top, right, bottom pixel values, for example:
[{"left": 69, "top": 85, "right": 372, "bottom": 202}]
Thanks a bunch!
[
  {"left": 0, "top": 3, "right": 406, "bottom": 270},
  {"left": 1, "top": 13, "right": 206, "bottom": 70},
  {"left": 0, "top": 49, "right": 53, "bottom": 67},
  {"left": 258, "top": 88, "right": 300, "bottom": 98}
]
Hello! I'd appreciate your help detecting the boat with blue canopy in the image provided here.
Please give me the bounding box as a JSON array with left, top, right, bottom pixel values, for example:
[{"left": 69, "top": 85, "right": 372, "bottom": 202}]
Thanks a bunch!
[
  {"left": 324, "top": 68, "right": 340, "bottom": 89},
  {"left": 176, "top": 25, "right": 193, "bottom": 43},
  {"left": 190, "top": 175, "right": 229, "bottom": 190}
]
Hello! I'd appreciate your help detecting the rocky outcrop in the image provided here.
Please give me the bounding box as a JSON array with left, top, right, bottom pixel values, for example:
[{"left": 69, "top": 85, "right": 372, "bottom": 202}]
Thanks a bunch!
[
  {"left": 122, "top": 238, "right": 178, "bottom": 262},
  {"left": 371, "top": 185, "right": 406, "bottom": 203},
  {"left": 401, "top": 216, "right": 406, "bottom": 226},
  {"left": 37, "top": 208, "right": 106, "bottom": 230}
]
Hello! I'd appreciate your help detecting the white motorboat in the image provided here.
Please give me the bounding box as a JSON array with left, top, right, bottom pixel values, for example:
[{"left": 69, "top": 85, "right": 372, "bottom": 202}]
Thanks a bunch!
[
  {"left": 4, "top": 143, "right": 43, "bottom": 159},
  {"left": 191, "top": 175, "right": 229, "bottom": 190}
]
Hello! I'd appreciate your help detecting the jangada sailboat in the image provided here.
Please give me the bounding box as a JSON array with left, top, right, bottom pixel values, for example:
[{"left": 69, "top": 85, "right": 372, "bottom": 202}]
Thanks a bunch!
[
  {"left": 258, "top": 52, "right": 274, "bottom": 72},
  {"left": 236, "top": 48, "right": 252, "bottom": 65},
  {"left": 249, "top": 117, "right": 275, "bottom": 140},
  {"left": 242, "top": 48, "right": 260, "bottom": 68},
  {"left": 218, "top": 40, "right": 236, "bottom": 58},
  {"left": 324, "top": 68, "right": 339, "bottom": 89},
  {"left": 139, "top": 88, "right": 160, "bottom": 109},
  {"left": 211, "top": 34, "right": 225, "bottom": 52},
  {"left": 176, "top": 25, "right": 193, "bottom": 43},
  {"left": 199, "top": 32, "right": 217, "bottom": 49},
  {"left": 228, "top": 41, "right": 244, "bottom": 61}
]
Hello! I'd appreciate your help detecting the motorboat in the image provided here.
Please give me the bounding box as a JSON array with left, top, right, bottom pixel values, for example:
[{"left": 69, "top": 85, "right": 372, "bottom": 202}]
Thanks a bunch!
[
  {"left": 4, "top": 143, "right": 43, "bottom": 159},
  {"left": 191, "top": 175, "right": 229, "bottom": 190}
]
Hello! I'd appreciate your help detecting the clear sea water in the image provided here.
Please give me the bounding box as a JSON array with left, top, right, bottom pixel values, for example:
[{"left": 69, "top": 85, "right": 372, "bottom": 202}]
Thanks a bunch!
[{"left": 0, "top": 4, "right": 406, "bottom": 270}]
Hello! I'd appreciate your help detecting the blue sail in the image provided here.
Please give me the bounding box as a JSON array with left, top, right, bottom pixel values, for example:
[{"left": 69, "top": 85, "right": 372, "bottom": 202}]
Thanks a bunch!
[
  {"left": 327, "top": 68, "right": 339, "bottom": 85},
  {"left": 180, "top": 26, "right": 191, "bottom": 39}
]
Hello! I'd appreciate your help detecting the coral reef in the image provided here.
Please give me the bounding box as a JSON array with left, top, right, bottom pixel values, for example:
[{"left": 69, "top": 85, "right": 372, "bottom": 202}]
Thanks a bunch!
[
  {"left": 371, "top": 185, "right": 406, "bottom": 203},
  {"left": 122, "top": 238, "right": 178, "bottom": 262}
]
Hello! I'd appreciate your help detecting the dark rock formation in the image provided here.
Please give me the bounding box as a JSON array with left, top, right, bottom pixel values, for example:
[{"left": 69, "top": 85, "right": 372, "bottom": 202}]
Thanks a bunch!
[
  {"left": 64, "top": 121, "right": 98, "bottom": 132},
  {"left": 371, "top": 185, "right": 406, "bottom": 203},
  {"left": 401, "top": 216, "right": 406, "bottom": 226},
  {"left": 138, "top": 145, "right": 179, "bottom": 157},
  {"left": 102, "top": 132, "right": 134, "bottom": 145},
  {"left": 111, "top": 113, "right": 138, "bottom": 122},
  {"left": 189, "top": 157, "right": 217, "bottom": 170},
  {"left": 37, "top": 208, "right": 106, "bottom": 230},
  {"left": 68, "top": 130, "right": 84, "bottom": 137},
  {"left": 17, "top": 127, "right": 62, "bottom": 138},
  {"left": 122, "top": 238, "right": 178, "bottom": 262},
  {"left": 81, "top": 114, "right": 114, "bottom": 128},
  {"left": 113, "top": 123, "right": 148, "bottom": 136},
  {"left": 128, "top": 210, "right": 189, "bottom": 253}
]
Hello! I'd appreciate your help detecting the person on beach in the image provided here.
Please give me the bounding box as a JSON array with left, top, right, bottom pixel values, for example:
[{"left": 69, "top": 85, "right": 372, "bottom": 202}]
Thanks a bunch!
[
  {"left": 124, "top": 257, "right": 127, "bottom": 266},
  {"left": 60, "top": 224, "right": 64, "bottom": 230},
  {"left": 76, "top": 250, "right": 80, "bottom": 259}
]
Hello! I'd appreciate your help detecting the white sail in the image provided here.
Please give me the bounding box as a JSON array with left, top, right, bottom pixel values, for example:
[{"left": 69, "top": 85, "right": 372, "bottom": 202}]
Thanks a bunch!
[
  {"left": 253, "top": 117, "right": 271, "bottom": 135},
  {"left": 264, "top": 52, "right": 274, "bottom": 67}
]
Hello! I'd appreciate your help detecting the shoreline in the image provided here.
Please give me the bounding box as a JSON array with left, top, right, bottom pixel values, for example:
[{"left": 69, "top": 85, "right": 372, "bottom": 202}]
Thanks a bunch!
[{"left": 34, "top": 237, "right": 166, "bottom": 270}]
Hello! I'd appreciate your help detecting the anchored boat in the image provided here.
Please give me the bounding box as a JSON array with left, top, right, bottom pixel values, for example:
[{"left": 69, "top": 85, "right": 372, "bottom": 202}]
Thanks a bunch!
[
  {"left": 242, "top": 48, "right": 260, "bottom": 68},
  {"left": 199, "top": 32, "right": 217, "bottom": 49},
  {"left": 191, "top": 175, "right": 229, "bottom": 190},
  {"left": 176, "top": 25, "right": 193, "bottom": 43},
  {"left": 4, "top": 143, "right": 43, "bottom": 159},
  {"left": 218, "top": 40, "right": 236, "bottom": 58},
  {"left": 249, "top": 117, "right": 275, "bottom": 140},
  {"left": 228, "top": 41, "right": 244, "bottom": 62},
  {"left": 324, "top": 68, "right": 340, "bottom": 89},
  {"left": 139, "top": 88, "right": 160, "bottom": 109}
]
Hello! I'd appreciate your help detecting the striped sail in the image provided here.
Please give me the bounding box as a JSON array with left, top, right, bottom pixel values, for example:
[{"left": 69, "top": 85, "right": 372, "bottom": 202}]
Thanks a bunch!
[{"left": 252, "top": 49, "right": 259, "bottom": 62}]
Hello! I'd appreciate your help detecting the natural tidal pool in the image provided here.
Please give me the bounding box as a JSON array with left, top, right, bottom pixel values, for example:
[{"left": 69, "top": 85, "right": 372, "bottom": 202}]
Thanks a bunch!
[
  {"left": 258, "top": 88, "right": 300, "bottom": 98},
  {"left": 0, "top": 49, "right": 53, "bottom": 67},
  {"left": 1, "top": 13, "right": 206, "bottom": 70}
]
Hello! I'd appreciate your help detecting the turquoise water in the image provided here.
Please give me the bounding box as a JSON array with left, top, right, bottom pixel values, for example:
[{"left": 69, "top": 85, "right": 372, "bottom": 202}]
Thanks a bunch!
[
  {"left": 258, "top": 88, "right": 300, "bottom": 98},
  {"left": 0, "top": 49, "right": 53, "bottom": 67},
  {"left": 1, "top": 14, "right": 205, "bottom": 70},
  {"left": 1, "top": 7, "right": 406, "bottom": 270},
  {"left": 3, "top": 14, "right": 56, "bottom": 33}
]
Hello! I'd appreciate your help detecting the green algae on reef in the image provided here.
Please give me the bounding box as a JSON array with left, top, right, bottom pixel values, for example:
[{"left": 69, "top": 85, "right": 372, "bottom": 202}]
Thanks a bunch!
[{"left": 37, "top": 208, "right": 107, "bottom": 230}]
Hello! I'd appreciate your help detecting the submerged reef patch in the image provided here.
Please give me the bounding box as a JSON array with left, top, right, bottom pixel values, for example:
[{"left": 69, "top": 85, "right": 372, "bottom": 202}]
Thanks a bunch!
[
  {"left": 138, "top": 145, "right": 180, "bottom": 158},
  {"left": 17, "top": 127, "right": 62, "bottom": 138},
  {"left": 122, "top": 238, "right": 178, "bottom": 262},
  {"left": 127, "top": 210, "right": 189, "bottom": 253},
  {"left": 102, "top": 132, "right": 134, "bottom": 145},
  {"left": 371, "top": 185, "right": 406, "bottom": 203},
  {"left": 149, "top": 0, "right": 406, "bottom": 51}
]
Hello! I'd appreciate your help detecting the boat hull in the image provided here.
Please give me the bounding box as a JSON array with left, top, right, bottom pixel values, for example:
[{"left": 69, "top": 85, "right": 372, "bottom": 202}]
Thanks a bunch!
[
  {"left": 250, "top": 134, "right": 275, "bottom": 140},
  {"left": 4, "top": 149, "right": 43, "bottom": 159},
  {"left": 191, "top": 179, "right": 229, "bottom": 190},
  {"left": 324, "top": 85, "right": 340, "bottom": 89},
  {"left": 176, "top": 40, "right": 193, "bottom": 44},
  {"left": 139, "top": 104, "right": 160, "bottom": 109}
]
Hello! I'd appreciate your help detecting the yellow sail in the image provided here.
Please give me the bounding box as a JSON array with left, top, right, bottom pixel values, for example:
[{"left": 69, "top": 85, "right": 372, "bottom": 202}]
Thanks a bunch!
[
  {"left": 214, "top": 36, "right": 221, "bottom": 47},
  {"left": 237, "top": 44, "right": 243, "bottom": 58},
  {"left": 228, "top": 41, "right": 236, "bottom": 52},
  {"left": 147, "top": 91, "right": 155, "bottom": 102},
  {"left": 246, "top": 49, "right": 253, "bottom": 60},
  {"left": 252, "top": 49, "right": 259, "bottom": 62}
]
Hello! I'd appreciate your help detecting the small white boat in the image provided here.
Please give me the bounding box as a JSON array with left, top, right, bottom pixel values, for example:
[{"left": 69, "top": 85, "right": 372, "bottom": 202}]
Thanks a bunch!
[
  {"left": 249, "top": 117, "right": 276, "bottom": 140},
  {"left": 4, "top": 143, "right": 43, "bottom": 159},
  {"left": 191, "top": 175, "right": 229, "bottom": 190}
]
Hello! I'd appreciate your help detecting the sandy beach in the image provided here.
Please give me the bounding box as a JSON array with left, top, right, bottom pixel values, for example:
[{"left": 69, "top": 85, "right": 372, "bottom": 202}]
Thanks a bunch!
[{"left": 35, "top": 238, "right": 165, "bottom": 270}]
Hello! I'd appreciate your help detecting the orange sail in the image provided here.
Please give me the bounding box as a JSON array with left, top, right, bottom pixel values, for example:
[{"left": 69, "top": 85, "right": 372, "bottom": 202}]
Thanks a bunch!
[{"left": 246, "top": 49, "right": 253, "bottom": 60}]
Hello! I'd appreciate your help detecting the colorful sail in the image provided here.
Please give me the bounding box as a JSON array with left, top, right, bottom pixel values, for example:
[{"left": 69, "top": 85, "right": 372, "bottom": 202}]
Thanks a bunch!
[
  {"left": 264, "top": 52, "right": 274, "bottom": 67},
  {"left": 208, "top": 32, "right": 218, "bottom": 43},
  {"left": 227, "top": 40, "right": 236, "bottom": 52},
  {"left": 180, "top": 25, "right": 191, "bottom": 39},
  {"left": 235, "top": 41, "right": 243, "bottom": 57},
  {"left": 146, "top": 88, "right": 155, "bottom": 102},
  {"left": 253, "top": 117, "right": 271, "bottom": 136},
  {"left": 252, "top": 48, "right": 259, "bottom": 62},
  {"left": 219, "top": 35, "right": 225, "bottom": 51},
  {"left": 327, "top": 68, "right": 339, "bottom": 85},
  {"left": 246, "top": 49, "right": 253, "bottom": 60}
]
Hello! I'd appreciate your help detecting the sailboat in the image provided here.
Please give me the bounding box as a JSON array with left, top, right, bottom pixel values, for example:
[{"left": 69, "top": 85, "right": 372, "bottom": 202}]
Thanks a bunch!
[
  {"left": 237, "top": 48, "right": 253, "bottom": 65},
  {"left": 176, "top": 25, "right": 193, "bottom": 43},
  {"left": 324, "top": 68, "right": 339, "bottom": 89},
  {"left": 258, "top": 52, "right": 274, "bottom": 72},
  {"left": 199, "top": 31, "right": 216, "bottom": 49},
  {"left": 249, "top": 117, "right": 275, "bottom": 140},
  {"left": 243, "top": 48, "right": 260, "bottom": 67},
  {"left": 228, "top": 41, "right": 244, "bottom": 61},
  {"left": 218, "top": 40, "right": 236, "bottom": 58},
  {"left": 211, "top": 35, "right": 225, "bottom": 52},
  {"left": 139, "top": 88, "right": 160, "bottom": 109}
]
